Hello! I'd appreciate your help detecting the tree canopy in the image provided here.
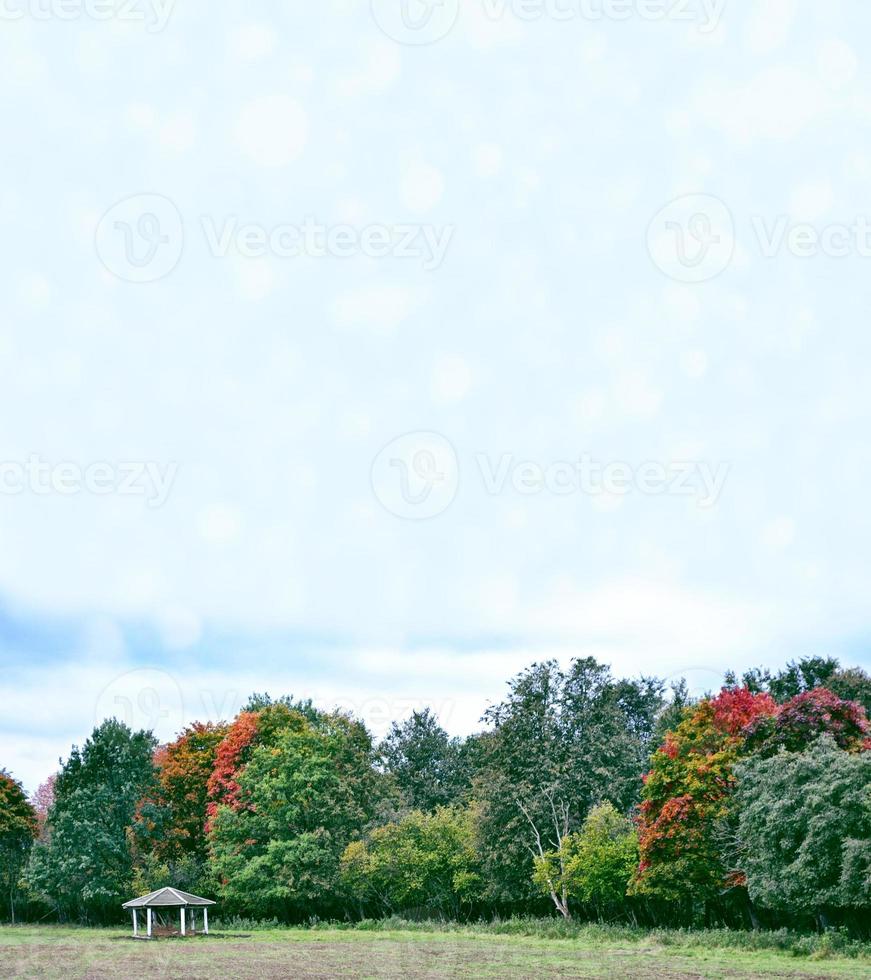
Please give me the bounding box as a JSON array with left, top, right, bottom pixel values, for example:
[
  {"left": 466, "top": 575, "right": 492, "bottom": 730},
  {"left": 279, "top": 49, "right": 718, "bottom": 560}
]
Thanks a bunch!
[
  {"left": 5, "top": 653, "right": 870, "bottom": 931},
  {"left": 28, "top": 720, "right": 157, "bottom": 922},
  {"left": 734, "top": 738, "right": 871, "bottom": 918},
  {"left": 0, "top": 771, "right": 37, "bottom": 923}
]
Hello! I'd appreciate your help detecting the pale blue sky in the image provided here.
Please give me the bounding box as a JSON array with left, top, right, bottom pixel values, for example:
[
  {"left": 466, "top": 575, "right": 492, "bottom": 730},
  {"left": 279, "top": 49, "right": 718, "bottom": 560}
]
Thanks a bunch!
[{"left": 2, "top": 1, "right": 870, "bottom": 789}]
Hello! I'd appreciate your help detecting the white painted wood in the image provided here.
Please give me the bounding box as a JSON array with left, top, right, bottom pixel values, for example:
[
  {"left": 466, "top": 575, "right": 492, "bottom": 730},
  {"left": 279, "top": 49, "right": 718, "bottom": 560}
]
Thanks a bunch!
[
  {"left": 132, "top": 909, "right": 138, "bottom": 937},
  {"left": 203, "top": 907, "right": 209, "bottom": 934},
  {"left": 180, "top": 907, "right": 186, "bottom": 936},
  {"left": 147, "top": 907, "right": 152, "bottom": 938}
]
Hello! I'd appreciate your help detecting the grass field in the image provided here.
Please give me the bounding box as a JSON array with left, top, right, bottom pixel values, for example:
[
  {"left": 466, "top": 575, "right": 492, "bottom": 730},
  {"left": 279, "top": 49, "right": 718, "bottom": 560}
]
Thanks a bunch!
[{"left": 0, "top": 926, "right": 869, "bottom": 980}]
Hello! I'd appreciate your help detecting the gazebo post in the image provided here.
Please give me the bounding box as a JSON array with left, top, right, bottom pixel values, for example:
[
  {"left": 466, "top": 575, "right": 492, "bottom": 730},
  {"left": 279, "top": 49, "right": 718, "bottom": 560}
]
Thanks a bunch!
[{"left": 123, "top": 889, "right": 214, "bottom": 939}]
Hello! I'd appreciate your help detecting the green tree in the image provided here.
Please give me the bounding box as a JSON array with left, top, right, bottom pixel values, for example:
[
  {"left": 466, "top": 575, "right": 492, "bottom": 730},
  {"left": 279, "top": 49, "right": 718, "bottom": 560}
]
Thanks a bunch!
[
  {"left": 130, "top": 722, "right": 229, "bottom": 896},
  {"left": 734, "top": 737, "right": 871, "bottom": 922},
  {"left": 476, "top": 659, "right": 662, "bottom": 915},
  {"left": 340, "top": 805, "right": 483, "bottom": 917},
  {"left": 0, "top": 771, "right": 38, "bottom": 923},
  {"left": 379, "top": 709, "right": 470, "bottom": 812},
  {"left": 768, "top": 657, "right": 841, "bottom": 702},
  {"left": 652, "top": 679, "right": 695, "bottom": 749},
  {"left": 533, "top": 802, "right": 637, "bottom": 920},
  {"left": 28, "top": 720, "right": 157, "bottom": 922},
  {"left": 208, "top": 710, "right": 380, "bottom": 919},
  {"left": 728, "top": 656, "right": 841, "bottom": 703},
  {"left": 243, "top": 692, "right": 320, "bottom": 722},
  {"left": 829, "top": 667, "right": 871, "bottom": 715}
]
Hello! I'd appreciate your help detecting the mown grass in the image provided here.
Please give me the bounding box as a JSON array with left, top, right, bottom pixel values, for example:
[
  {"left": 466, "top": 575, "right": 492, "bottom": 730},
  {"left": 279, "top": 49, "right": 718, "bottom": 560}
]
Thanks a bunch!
[
  {"left": 2, "top": 918, "right": 868, "bottom": 979},
  {"left": 209, "top": 915, "right": 871, "bottom": 960}
]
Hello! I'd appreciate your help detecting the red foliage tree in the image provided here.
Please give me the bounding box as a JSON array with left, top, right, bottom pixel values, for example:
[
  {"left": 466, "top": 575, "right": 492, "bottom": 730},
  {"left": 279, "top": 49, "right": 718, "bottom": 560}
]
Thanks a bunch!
[
  {"left": 634, "top": 684, "right": 869, "bottom": 905},
  {"left": 31, "top": 774, "right": 56, "bottom": 842},
  {"left": 743, "top": 687, "right": 869, "bottom": 756},
  {"left": 138, "top": 722, "right": 230, "bottom": 860},
  {"left": 632, "top": 689, "right": 777, "bottom": 902},
  {"left": 712, "top": 688, "right": 777, "bottom": 736},
  {"left": 206, "top": 712, "right": 260, "bottom": 830}
]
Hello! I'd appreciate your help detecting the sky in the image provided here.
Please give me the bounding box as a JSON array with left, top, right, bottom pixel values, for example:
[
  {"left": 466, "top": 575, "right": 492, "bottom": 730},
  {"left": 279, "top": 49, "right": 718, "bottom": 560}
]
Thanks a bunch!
[{"left": 2, "top": 0, "right": 871, "bottom": 791}]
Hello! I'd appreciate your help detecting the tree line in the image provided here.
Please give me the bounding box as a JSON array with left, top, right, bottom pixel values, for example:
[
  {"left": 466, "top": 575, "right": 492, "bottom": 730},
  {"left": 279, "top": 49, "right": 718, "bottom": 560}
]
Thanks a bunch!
[{"left": 1, "top": 655, "right": 869, "bottom": 932}]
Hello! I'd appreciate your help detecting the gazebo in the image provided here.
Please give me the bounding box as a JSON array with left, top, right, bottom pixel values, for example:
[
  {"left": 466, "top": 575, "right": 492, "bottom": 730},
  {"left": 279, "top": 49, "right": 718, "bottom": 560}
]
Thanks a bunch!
[{"left": 122, "top": 887, "right": 215, "bottom": 938}]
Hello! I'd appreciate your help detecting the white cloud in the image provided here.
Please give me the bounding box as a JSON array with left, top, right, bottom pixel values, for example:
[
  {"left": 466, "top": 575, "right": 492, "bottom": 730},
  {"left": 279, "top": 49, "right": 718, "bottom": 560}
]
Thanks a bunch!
[
  {"left": 693, "top": 67, "right": 824, "bottom": 143},
  {"left": 197, "top": 504, "right": 243, "bottom": 545},
  {"left": 524, "top": 578, "right": 773, "bottom": 671},
  {"left": 817, "top": 39, "right": 859, "bottom": 91},
  {"left": 400, "top": 164, "right": 445, "bottom": 213},
  {"left": 232, "top": 23, "right": 277, "bottom": 62},
  {"left": 788, "top": 179, "right": 835, "bottom": 222},
  {"left": 330, "top": 285, "right": 418, "bottom": 334},
  {"left": 2, "top": 2, "right": 871, "bottom": 792},
  {"left": 158, "top": 112, "right": 196, "bottom": 154},
  {"left": 431, "top": 355, "right": 473, "bottom": 404},
  {"left": 335, "top": 40, "right": 401, "bottom": 97},
  {"left": 234, "top": 95, "right": 309, "bottom": 167},
  {"left": 681, "top": 350, "right": 709, "bottom": 379},
  {"left": 472, "top": 143, "right": 503, "bottom": 179},
  {"left": 743, "top": 0, "right": 796, "bottom": 55}
]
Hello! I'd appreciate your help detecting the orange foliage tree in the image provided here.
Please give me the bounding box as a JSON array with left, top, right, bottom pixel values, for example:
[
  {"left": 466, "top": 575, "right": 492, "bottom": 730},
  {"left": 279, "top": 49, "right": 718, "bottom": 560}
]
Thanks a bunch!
[
  {"left": 631, "top": 689, "right": 777, "bottom": 903},
  {"left": 633, "top": 685, "right": 869, "bottom": 907}
]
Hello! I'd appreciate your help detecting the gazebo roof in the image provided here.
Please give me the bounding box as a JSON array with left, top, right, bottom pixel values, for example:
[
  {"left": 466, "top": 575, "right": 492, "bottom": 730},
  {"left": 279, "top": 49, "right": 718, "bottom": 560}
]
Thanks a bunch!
[{"left": 122, "top": 887, "right": 216, "bottom": 909}]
